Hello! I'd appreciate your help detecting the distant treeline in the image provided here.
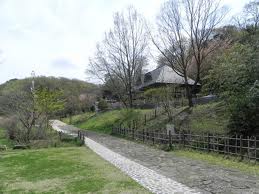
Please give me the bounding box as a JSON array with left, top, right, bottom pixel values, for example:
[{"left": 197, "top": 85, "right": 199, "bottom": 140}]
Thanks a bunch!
[{"left": 0, "top": 76, "right": 100, "bottom": 117}]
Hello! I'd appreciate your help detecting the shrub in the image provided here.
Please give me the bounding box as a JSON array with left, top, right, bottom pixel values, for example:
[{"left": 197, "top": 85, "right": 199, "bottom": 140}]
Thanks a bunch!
[
  {"left": 228, "top": 81, "right": 259, "bottom": 136},
  {"left": 90, "top": 105, "right": 95, "bottom": 112},
  {"left": 98, "top": 99, "right": 108, "bottom": 111}
]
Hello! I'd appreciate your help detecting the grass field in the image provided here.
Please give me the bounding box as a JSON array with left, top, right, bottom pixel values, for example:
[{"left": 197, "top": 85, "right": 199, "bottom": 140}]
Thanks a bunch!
[{"left": 0, "top": 147, "right": 149, "bottom": 193}]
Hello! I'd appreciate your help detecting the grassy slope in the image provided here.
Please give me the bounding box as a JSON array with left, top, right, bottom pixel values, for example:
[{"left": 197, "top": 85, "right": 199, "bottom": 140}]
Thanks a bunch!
[
  {"left": 76, "top": 110, "right": 122, "bottom": 134},
  {"left": 173, "top": 102, "right": 229, "bottom": 134},
  {"left": 71, "top": 109, "right": 152, "bottom": 134},
  {"left": 0, "top": 147, "right": 149, "bottom": 194},
  {"left": 188, "top": 102, "right": 229, "bottom": 134},
  {"left": 144, "top": 106, "right": 188, "bottom": 132},
  {"left": 174, "top": 149, "right": 259, "bottom": 176},
  {"left": 61, "top": 112, "right": 95, "bottom": 125},
  {"left": 67, "top": 103, "right": 228, "bottom": 135}
]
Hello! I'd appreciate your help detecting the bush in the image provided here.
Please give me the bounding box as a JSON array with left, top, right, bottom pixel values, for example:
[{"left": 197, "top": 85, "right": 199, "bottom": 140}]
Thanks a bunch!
[
  {"left": 90, "top": 105, "right": 95, "bottom": 112},
  {"left": 1, "top": 117, "right": 22, "bottom": 141},
  {"left": 228, "top": 81, "right": 259, "bottom": 136},
  {"left": 98, "top": 99, "right": 108, "bottom": 111}
]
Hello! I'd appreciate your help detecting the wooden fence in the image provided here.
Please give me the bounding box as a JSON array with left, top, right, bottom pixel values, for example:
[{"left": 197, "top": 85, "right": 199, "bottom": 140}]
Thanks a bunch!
[{"left": 112, "top": 126, "right": 259, "bottom": 163}]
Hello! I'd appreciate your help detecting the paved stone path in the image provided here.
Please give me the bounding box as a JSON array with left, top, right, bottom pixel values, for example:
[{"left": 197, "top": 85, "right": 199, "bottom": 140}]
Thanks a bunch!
[{"left": 51, "top": 120, "right": 259, "bottom": 194}]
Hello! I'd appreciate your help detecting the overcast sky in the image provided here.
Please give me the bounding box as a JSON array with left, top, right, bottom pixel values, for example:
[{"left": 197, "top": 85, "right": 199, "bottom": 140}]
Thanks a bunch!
[{"left": 0, "top": 0, "right": 249, "bottom": 84}]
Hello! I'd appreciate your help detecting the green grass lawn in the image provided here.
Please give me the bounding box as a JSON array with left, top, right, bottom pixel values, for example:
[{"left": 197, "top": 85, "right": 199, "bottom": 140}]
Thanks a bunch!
[
  {"left": 0, "top": 147, "right": 149, "bottom": 194},
  {"left": 173, "top": 149, "right": 259, "bottom": 176}
]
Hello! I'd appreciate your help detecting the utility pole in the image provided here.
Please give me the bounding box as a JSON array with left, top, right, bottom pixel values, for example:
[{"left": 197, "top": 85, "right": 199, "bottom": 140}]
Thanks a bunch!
[
  {"left": 31, "top": 70, "right": 35, "bottom": 92},
  {"left": 31, "top": 70, "right": 36, "bottom": 128}
]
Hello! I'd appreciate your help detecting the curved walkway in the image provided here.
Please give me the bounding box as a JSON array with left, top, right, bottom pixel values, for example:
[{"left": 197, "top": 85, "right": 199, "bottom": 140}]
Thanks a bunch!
[{"left": 51, "top": 120, "right": 259, "bottom": 194}]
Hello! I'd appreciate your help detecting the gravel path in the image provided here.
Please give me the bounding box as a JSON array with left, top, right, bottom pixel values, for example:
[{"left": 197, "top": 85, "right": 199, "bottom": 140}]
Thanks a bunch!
[{"left": 51, "top": 120, "right": 259, "bottom": 194}]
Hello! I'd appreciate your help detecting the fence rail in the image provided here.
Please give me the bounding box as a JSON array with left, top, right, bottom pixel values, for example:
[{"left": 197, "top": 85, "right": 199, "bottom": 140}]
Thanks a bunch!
[{"left": 112, "top": 126, "right": 259, "bottom": 163}]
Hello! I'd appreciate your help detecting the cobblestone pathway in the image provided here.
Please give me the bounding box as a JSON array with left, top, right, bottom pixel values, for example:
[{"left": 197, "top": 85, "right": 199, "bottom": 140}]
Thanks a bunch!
[{"left": 51, "top": 120, "right": 259, "bottom": 194}]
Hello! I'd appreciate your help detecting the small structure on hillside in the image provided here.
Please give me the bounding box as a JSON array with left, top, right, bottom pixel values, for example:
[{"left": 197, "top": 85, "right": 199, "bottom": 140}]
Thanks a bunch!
[{"left": 135, "top": 65, "right": 200, "bottom": 93}]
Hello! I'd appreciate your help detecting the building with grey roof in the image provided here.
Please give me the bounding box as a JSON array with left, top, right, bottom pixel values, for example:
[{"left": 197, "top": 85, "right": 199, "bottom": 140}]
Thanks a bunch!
[{"left": 135, "top": 65, "right": 200, "bottom": 91}]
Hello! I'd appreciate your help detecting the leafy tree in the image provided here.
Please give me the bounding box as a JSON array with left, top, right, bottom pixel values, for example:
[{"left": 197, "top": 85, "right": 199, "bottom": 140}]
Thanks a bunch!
[
  {"left": 228, "top": 81, "right": 259, "bottom": 136},
  {"left": 35, "top": 87, "right": 65, "bottom": 128},
  {"left": 204, "top": 43, "right": 258, "bottom": 99},
  {"left": 204, "top": 41, "right": 259, "bottom": 136}
]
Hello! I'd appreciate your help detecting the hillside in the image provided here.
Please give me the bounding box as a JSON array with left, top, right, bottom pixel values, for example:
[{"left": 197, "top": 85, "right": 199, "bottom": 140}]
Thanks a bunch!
[
  {"left": 66, "top": 102, "right": 229, "bottom": 135},
  {"left": 0, "top": 76, "right": 100, "bottom": 116},
  {"left": 0, "top": 76, "right": 98, "bottom": 95},
  {"left": 63, "top": 109, "right": 153, "bottom": 134}
]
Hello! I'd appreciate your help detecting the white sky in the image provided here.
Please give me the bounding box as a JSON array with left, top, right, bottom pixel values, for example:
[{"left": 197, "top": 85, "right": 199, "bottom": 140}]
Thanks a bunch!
[{"left": 0, "top": 0, "right": 249, "bottom": 84}]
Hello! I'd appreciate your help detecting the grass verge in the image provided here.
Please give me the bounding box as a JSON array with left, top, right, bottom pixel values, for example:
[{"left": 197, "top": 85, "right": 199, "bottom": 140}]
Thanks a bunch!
[
  {"left": 0, "top": 147, "right": 149, "bottom": 193},
  {"left": 173, "top": 149, "right": 259, "bottom": 176},
  {"left": 74, "top": 109, "right": 152, "bottom": 134},
  {"left": 61, "top": 112, "right": 95, "bottom": 125}
]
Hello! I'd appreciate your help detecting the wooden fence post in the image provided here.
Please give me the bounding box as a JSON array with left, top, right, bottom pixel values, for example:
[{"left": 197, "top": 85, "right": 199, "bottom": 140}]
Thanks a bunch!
[
  {"left": 235, "top": 134, "right": 238, "bottom": 155},
  {"left": 144, "top": 115, "right": 147, "bottom": 125},
  {"left": 248, "top": 136, "right": 250, "bottom": 161},
  {"left": 255, "top": 136, "right": 257, "bottom": 164},
  {"left": 182, "top": 132, "right": 185, "bottom": 147},
  {"left": 240, "top": 135, "right": 243, "bottom": 159},
  {"left": 152, "top": 131, "right": 155, "bottom": 145},
  {"left": 143, "top": 128, "right": 145, "bottom": 142},
  {"left": 207, "top": 134, "right": 210, "bottom": 152},
  {"left": 82, "top": 133, "right": 85, "bottom": 144},
  {"left": 169, "top": 130, "right": 172, "bottom": 150}
]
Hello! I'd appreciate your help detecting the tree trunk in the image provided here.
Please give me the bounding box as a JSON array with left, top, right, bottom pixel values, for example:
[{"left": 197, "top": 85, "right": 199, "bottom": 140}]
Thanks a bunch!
[
  {"left": 26, "top": 126, "right": 32, "bottom": 143},
  {"left": 184, "top": 74, "right": 193, "bottom": 107},
  {"left": 128, "top": 83, "right": 133, "bottom": 108},
  {"left": 185, "top": 86, "right": 193, "bottom": 107}
]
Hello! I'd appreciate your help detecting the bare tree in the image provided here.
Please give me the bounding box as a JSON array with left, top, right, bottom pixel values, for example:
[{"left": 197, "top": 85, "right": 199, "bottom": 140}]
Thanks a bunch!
[
  {"left": 235, "top": 0, "right": 259, "bottom": 32},
  {"left": 88, "top": 7, "right": 148, "bottom": 108},
  {"left": 0, "top": 90, "right": 40, "bottom": 142},
  {"left": 151, "top": 0, "right": 227, "bottom": 107},
  {"left": 245, "top": 0, "right": 259, "bottom": 32},
  {"left": 185, "top": 0, "right": 228, "bottom": 89}
]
